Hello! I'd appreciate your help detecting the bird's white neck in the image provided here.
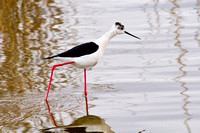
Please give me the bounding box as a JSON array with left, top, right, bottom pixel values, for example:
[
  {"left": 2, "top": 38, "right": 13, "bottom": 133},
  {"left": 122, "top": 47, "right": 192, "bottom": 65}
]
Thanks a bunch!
[{"left": 94, "top": 29, "right": 117, "bottom": 52}]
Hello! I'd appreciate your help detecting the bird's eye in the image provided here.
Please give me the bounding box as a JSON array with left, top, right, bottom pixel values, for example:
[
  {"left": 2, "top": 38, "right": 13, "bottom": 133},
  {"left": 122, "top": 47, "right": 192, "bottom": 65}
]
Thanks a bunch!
[{"left": 120, "top": 25, "right": 124, "bottom": 30}]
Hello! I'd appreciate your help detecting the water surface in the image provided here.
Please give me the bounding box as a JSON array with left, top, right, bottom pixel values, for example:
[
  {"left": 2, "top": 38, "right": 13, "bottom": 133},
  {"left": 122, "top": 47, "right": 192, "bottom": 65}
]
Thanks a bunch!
[{"left": 0, "top": 0, "right": 200, "bottom": 132}]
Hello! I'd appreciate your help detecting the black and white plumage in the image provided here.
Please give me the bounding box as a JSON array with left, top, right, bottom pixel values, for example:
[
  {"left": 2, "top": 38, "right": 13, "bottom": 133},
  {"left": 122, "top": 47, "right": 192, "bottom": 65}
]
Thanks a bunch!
[
  {"left": 44, "top": 22, "right": 140, "bottom": 100},
  {"left": 44, "top": 42, "right": 99, "bottom": 59},
  {"left": 43, "top": 22, "right": 140, "bottom": 69}
]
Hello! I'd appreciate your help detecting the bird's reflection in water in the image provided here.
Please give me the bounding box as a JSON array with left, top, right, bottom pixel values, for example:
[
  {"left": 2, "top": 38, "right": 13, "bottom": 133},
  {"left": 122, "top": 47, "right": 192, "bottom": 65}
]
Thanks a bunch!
[{"left": 41, "top": 93, "right": 114, "bottom": 133}]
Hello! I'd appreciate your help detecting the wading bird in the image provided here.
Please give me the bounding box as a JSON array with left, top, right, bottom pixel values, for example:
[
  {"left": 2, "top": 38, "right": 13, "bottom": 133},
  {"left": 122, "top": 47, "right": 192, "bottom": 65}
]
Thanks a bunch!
[{"left": 44, "top": 22, "right": 140, "bottom": 101}]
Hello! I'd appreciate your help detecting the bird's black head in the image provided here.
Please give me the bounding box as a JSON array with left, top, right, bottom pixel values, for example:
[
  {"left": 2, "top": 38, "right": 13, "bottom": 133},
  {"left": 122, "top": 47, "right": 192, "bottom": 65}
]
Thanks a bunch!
[{"left": 115, "top": 22, "right": 125, "bottom": 30}]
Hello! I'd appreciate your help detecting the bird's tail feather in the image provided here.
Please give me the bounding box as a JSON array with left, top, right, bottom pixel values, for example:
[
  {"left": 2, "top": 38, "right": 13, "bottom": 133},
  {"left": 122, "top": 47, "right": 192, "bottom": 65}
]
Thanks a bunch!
[{"left": 43, "top": 55, "right": 57, "bottom": 60}]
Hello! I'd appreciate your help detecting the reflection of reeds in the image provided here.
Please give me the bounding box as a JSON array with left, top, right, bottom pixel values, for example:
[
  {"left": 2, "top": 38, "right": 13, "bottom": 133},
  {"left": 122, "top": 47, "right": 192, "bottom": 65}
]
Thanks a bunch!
[
  {"left": 0, "top": 0, "right": 79, "bottom": 93},
  {"left": 0, "top": 0, "right": 47, "bottom": 92},
  {"left": 169, "top": 0, "right": 191, "bottom": 133},
  {"left": 195, "top": 0, "right": 200, "bottom": 46}
]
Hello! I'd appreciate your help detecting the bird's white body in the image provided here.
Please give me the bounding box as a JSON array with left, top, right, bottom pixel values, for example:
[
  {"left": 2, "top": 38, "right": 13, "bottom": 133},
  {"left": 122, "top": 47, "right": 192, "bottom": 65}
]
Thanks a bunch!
[
  {"left": 72, "top": 51, "right": 102, "bottom": 69},
  {"left": 54, "top": 26, "right": 118, "bottom": 69},
  {"left": 73, "top": 29, "right": 117, "bottom": 68}
]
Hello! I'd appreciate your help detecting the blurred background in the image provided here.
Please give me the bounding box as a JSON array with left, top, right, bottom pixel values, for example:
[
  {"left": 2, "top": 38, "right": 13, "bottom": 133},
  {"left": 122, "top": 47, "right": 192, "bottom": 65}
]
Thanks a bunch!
[{"left": 0, "top": 0, "right": 200, "bottom": 132}]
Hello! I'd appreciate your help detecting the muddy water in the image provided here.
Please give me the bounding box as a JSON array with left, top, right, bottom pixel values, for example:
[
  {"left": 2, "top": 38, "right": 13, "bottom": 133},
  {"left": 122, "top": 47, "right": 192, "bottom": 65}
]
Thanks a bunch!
[{"left": 0, "top": 0, "right": 200, "bottom": 132}]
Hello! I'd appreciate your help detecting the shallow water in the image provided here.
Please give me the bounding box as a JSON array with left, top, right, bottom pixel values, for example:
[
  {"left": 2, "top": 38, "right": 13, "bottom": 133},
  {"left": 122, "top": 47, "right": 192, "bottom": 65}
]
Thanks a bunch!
[{"left": 0, "top": 0, "right": 200, "bottom": 132}]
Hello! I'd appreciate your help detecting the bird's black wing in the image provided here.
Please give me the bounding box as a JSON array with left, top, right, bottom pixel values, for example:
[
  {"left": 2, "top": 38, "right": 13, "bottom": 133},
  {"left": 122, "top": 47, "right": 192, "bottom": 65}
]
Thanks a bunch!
[{"left": 43, "top": 42, "right": 99, "bottom": 59}]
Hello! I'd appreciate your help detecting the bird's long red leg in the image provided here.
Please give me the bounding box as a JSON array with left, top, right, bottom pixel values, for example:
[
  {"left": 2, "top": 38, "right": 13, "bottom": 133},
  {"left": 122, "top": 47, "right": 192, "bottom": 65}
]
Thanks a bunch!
[
  {"left": 84, "top": 69, "right": 87, "bottom": 94},
  {"left": 45, "top": 100, "right": 58, "bottom": 127},
  {"left": 84, "top": 92, "right": 89, "bottom": 116},
  {"left": 45, "top": 61, "right": 75, "bottom": 101}
]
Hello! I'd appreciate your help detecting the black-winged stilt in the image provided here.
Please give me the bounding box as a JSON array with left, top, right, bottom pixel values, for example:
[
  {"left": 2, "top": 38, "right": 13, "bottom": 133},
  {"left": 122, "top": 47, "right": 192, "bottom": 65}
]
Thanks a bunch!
[{"left": 44, "top": 22, "right": 140, "bottom": 101}]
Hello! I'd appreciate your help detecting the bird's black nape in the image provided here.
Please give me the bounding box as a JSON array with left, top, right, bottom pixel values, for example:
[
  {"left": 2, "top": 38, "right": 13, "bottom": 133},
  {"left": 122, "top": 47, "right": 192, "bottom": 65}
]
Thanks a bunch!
[{"left": 125, "top": 31, "right": 141, "bottom": 40}]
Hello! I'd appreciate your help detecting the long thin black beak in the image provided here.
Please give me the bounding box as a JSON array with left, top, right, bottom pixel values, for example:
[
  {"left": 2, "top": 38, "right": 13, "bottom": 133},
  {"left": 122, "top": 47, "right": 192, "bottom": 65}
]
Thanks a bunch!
[{"left": 125, "top": 31, "right": 141, "bottom": 40}]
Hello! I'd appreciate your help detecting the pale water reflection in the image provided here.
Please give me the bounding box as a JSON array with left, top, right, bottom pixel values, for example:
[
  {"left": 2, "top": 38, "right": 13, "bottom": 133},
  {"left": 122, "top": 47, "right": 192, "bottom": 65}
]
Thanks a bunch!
[{"left": 0, "top": 0, "right": 200, "bottom": 133}]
